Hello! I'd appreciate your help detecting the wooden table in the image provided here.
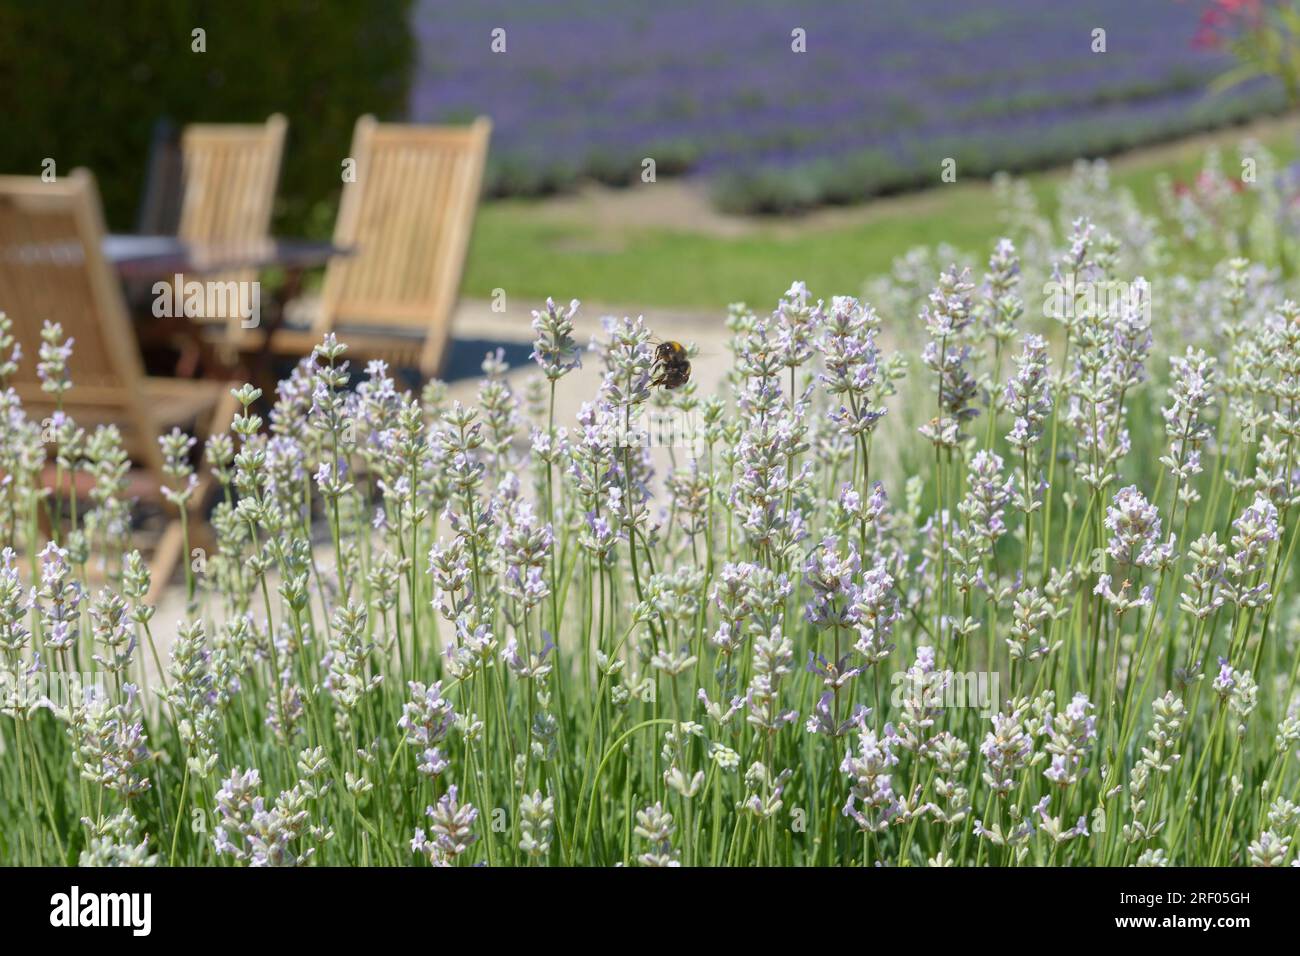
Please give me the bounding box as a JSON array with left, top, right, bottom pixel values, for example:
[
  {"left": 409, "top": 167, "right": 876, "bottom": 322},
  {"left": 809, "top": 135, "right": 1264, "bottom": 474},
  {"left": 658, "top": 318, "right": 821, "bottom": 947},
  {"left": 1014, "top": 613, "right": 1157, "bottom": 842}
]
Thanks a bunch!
[
  {"left": 105, "top": 236, "right": 346, "bottom": 279},
  {"left": 104, "top": 235, "right": 350, "bottom": 396}
]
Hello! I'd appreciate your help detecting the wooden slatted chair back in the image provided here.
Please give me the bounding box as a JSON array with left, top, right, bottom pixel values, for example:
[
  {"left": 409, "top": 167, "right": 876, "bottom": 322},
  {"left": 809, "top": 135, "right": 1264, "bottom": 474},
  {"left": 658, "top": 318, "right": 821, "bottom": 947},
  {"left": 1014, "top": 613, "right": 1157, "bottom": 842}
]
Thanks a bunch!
[
  {"left": 0, "top": 170, "right": 163, "bottom": 470},
  {"left": 176, "top": 114, "right": 286, "bottom": 330},
  {"left": 316, "top": 115, "right": 490, "bottom": 375}
]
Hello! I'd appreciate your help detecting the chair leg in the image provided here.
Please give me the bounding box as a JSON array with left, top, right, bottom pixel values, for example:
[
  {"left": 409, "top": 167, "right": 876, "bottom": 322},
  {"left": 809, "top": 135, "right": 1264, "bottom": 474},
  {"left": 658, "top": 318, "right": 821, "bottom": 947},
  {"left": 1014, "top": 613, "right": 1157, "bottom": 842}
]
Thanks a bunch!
[{"left": 147, "top": 519, "right": 184, "bottom": 606}]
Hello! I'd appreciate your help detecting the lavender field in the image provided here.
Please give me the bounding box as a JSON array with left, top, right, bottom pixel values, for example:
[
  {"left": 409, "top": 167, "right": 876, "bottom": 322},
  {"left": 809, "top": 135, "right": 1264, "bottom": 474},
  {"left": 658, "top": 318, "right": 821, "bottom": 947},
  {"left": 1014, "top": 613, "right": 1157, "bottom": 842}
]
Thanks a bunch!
[{"left": 410, "top": 0, "right": 1282, "bottom": 211}]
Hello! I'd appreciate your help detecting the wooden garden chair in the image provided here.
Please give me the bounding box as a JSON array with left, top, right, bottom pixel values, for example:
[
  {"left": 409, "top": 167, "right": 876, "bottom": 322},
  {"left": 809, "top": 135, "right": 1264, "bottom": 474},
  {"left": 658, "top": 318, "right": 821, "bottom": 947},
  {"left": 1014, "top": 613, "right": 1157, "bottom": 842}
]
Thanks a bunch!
[
  {"left": 177, "top": 114, "right": 286, "bottom": 269},
  {"left": 141, "top": 115, "right": 287, "bottom": 367},
  {"left": 240, "top": 115, "right": 490, "bottom": 377},
  {"left": 0, "top": 170, "right": 238, "bottom": 602}
]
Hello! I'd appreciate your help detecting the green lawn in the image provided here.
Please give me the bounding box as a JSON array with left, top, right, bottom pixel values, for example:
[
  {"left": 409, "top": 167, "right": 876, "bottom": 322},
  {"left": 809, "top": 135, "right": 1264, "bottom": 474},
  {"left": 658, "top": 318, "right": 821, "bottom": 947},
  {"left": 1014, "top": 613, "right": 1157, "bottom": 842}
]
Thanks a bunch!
[{"left": 462, "top": 118, "right": 1299, "bottom": 310}]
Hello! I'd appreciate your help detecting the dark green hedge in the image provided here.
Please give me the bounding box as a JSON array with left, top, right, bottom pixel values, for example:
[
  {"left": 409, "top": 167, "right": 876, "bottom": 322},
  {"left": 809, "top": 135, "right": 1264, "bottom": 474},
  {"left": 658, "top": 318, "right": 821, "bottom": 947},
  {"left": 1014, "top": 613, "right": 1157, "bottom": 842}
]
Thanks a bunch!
[{"left": 0, "top": 0, "right": 415, "bottom": 233}]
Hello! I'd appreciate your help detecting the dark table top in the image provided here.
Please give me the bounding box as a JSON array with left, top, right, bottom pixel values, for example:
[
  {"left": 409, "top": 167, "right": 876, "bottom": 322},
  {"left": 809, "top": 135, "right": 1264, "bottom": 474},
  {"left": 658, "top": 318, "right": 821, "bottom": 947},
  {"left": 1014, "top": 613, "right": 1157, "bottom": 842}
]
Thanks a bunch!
[{"left": 104, "top": 235, "right": 350, "bottom": 279}]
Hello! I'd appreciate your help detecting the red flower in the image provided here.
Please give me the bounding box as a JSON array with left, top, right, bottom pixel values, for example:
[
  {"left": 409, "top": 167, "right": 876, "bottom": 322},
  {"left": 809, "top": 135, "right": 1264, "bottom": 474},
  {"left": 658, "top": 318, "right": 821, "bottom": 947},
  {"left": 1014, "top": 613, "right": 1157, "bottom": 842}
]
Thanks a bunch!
[
  {"left": 1200, "top": 5, "right": 1227, "bottom": 26},
  {"left": 1193, "top": 28, "right": 1221, "bottom": 49},
  {"left": 1211, "top": 0, "right": 1264, "bottom": 26},
  {"left": 1193, "top": 0, "right": 1262, "bottom": 49}
]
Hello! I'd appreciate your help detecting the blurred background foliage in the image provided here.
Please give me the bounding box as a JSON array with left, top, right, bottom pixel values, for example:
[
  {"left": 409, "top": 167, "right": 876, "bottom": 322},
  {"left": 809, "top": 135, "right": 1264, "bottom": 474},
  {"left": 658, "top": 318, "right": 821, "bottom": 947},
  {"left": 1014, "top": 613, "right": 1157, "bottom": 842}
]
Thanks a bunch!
[
  {"left": 411, "top": 0, "right": 1286, "bottom": 213},
  {"left": 0, "top": 0, "right": 415, "bottom": 233}
]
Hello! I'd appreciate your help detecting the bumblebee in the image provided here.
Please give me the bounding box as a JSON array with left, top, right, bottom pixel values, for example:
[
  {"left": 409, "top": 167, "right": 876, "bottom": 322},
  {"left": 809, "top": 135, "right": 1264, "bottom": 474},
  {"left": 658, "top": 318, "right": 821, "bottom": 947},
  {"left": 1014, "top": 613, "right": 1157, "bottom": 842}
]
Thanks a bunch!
[{"left": 651, "top": 340, "right": 692, "bottom": 390}]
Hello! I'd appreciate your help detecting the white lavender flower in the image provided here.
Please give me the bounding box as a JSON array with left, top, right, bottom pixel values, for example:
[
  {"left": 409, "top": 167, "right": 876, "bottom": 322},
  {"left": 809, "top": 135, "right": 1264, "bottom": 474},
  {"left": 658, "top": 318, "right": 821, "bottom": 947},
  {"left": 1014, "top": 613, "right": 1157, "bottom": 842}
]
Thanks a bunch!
[
  {"left": 1246, "top": 829, "right": 1291, "bottom": 867},
  {"left": 0, "top": 548, "right": 34, "bottom": 719},
  {"left": 214, "top": 768, "right": 316, "bottom": 866},
  {"left": 1160, "top": 348, "right": 1216, "bottom": 506},
  {"left": 956, "top": 450, "right": 1015, "bottom": 553},
  {"left": 412, "top": 785, "right": 478, "bottom": 865},
  {"left": 1043, "top": 693, "right": 1097, "bottom": 787},
  {"left": 1004, "top": 333, "right": 1052, "bottom": 452},
  {"left": 165, "top": 620, "right": 220, "bottom": 777},
  {"left": 75, "top": 684, "right": 151, "bottom": 797},
  {"left": 497, "top": 495, "right": 553, "bottom": 612},
  {"left": 79, "top": 810, "right": 159, "bottom": 867},
  {"left": 818, "top": 295, "right": 886, "bottom": 440},
  {"left": 518, "top": 789, "right": 555, "bottom": 859},
  {"left": 840, "top": 717, "right": 902, "bottom": 833},
  {"left": 980, "top": 704, "right": 1035, "bottom": 796},
  {"left": 36, "top": 321, "right": 74, "bottom": 398},
  {"left": 531, "top": 297, "right": 583, "bottom": 380},
  {"left": 158, "top": 427, "right": 199, "bottom": 508},
  {"left": 850, "top": 562, "right": 898, "bottom": 665},
  {"left": 802, "top": 536, "right": 859, "bottom": 630},
  {"left": 33, "top": 542, "right": 83, "bottom": 652},
  {"left": 398, "top": 681, "right": 455, "bottom": 778},
  {"left": 1225, "top": 493, "right": 1280, "bottom": 608},
  {"left": 321, "top": 602, "right": 382, "bottom": 724},
  {"left": 633, "top": 801, "right": 679, "bottom": 867},
  {"left": 1105, "top": 485, "right": 1173, "bottom": 570},
  {"left": 745, "top": 625, "right": 798, "bottom": 733},
  {"left": 919, "top": 267, "right": 981, "bottom": 447},
  {"left": 1179, "top": 533, "right": 1227, "bottom": 622}
]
